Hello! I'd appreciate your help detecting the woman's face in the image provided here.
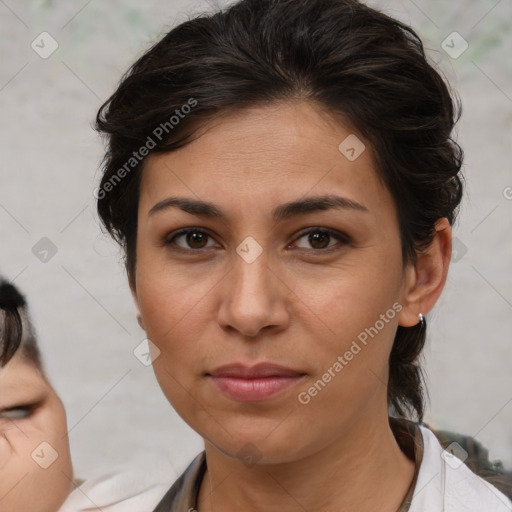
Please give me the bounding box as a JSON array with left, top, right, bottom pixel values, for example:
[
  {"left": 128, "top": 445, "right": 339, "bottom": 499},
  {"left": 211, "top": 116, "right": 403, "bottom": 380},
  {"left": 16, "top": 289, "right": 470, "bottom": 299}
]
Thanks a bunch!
[
  {"left": 133, "top": 101, "right": 419, "bottom": 463},
  {"left": 0, "top": 352, "right": 73, "bottom": 511}
]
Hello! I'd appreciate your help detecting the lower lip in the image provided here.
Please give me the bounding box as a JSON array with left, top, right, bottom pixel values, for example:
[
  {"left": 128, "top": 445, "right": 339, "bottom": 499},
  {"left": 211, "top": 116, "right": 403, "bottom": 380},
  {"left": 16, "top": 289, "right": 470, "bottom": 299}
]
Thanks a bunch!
[{"left": 208, "top": 375, "right": 304, "bottom": 401}]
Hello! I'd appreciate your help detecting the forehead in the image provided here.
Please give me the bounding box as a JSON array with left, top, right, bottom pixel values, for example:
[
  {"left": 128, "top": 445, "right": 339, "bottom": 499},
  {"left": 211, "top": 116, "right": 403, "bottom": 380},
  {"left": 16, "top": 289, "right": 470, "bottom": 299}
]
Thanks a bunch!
[
  {"left": 139, "top": 101, "right": 394, "bottom": 222},
  {"left": 0, "top": 352, "right": 47, "bottom": 400}
]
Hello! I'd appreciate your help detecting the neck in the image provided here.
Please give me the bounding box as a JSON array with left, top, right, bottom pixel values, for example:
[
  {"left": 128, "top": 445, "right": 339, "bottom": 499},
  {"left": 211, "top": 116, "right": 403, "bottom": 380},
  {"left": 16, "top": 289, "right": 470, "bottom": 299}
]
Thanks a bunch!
[{"left": 197, "top": 409, "right": 416, "bottom": 512}]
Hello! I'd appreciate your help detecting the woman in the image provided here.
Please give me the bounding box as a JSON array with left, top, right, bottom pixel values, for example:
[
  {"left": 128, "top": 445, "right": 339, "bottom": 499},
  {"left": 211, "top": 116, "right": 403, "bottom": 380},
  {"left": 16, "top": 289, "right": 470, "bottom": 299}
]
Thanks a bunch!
[{"left": 94, "top": 0, "right": 512, "bottom": 510}]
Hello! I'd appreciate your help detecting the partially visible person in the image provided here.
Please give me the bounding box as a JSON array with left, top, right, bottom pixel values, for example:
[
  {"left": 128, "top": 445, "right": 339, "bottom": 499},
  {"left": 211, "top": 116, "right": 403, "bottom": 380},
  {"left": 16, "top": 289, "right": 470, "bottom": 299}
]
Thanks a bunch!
[
  {"left": 0, "top": 278, "right": 170, "bottom": 511},
  {"left": 0, "top": 278, "right": 73, "bottom": 512}
]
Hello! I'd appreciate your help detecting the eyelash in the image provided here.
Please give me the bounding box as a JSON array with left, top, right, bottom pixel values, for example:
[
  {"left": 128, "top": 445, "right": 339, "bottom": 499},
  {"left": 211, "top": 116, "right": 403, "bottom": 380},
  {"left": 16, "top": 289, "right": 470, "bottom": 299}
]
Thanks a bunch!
[{"left": 164, "top": 227, "right": 351, "bottom": 254}]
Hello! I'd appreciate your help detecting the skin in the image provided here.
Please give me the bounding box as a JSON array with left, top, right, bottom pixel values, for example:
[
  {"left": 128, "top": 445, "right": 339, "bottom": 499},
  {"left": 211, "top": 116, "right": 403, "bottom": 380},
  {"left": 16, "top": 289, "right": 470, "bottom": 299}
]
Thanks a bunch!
[
  {"left": 0, "top": 352, "right": 73, "bottom": 512},
  {"left": 131, "top": 101, "right": 452, "bottom": 512}
]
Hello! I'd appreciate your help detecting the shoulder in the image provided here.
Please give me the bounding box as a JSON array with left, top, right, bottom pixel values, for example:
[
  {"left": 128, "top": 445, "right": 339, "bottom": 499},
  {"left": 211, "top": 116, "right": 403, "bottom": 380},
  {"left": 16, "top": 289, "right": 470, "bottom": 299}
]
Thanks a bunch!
[{"left": 410, "top": 425, "right": 512, "bottom": 512}]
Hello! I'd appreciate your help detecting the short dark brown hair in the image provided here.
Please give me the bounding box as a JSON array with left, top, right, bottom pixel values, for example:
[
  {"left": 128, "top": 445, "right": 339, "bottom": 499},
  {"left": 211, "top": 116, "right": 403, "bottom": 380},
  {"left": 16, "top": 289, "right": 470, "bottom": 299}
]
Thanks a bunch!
[
  {"left": 0, "top": 279, "right": 42, "bottom": 368},
  {"left": 95, "top": 0, "right": 464, "bottom": 421}
]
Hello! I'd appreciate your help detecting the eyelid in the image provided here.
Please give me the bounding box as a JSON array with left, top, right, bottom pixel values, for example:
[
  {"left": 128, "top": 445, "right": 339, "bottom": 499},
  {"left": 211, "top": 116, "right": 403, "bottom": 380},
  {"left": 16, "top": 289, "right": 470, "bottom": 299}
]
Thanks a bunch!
[{"left": 0, "top": 403, "right": 40, "bottom": 421}]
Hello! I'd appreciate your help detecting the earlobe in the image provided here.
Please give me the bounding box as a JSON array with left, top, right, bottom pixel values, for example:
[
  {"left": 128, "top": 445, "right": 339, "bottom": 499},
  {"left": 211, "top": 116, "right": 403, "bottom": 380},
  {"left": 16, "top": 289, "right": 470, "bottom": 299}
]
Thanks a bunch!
[
  {"left": 129, "top": 278, "right": 145, "bottom": 331},
  {"left": 136, "top": 312, "right": 146, "bottom": 331},
  {"left": 398, "top": 218, "right": 452, "bottom": 327}
]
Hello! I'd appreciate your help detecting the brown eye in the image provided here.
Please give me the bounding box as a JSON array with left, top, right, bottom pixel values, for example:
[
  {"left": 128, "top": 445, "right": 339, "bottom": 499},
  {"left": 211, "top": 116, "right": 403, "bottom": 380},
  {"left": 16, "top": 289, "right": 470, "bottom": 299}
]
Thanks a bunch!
[
  {"left": 165, "top": 228, "right": 216, "bottom": 251},
  {"left": 186, "top": 231, "right": 209, "bottom": 249},
  {"left": 308, "top": 231, "right": 331, "bottom": 249},
  {"left": 294, "top": 228, "right": 350, "bottom": 251}
]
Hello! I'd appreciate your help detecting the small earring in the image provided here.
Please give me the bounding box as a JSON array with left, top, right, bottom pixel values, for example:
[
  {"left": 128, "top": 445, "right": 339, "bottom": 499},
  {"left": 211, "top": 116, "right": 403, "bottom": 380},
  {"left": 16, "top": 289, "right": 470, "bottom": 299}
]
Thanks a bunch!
[
  {"left": 418, "top": 312, "right": 424, "bottom": 326},
  {"left": 136, "top": 313, "right": 145, "bottom": 330}
]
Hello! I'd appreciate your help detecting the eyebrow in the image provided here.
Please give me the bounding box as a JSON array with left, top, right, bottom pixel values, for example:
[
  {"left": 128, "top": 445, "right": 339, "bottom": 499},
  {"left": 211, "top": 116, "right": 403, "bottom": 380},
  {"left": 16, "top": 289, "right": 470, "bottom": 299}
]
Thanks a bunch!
[{"left": 148, "top": 194, "right": 369, "bottom": 222}]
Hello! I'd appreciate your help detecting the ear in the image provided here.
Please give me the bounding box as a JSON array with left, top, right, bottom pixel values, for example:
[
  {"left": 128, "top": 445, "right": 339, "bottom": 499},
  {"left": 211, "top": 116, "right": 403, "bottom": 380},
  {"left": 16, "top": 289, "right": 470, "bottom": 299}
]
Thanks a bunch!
[
  {"left": 129, "top": 278, "right": 146, "bottom": 331},
  {"left": 398, "top": 217, "right": 452, "bottom": 327}
]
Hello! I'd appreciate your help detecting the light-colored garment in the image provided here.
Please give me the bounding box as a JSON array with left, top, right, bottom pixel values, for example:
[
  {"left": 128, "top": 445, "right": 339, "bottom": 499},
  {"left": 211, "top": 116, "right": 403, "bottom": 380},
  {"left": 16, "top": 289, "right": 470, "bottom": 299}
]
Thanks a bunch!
[
  {"left": 150, "top": 421, "right": 512, "bottom": 512},
  {"left": 57, "top": 469, "right": 171, "bottom": 512},
  {"left": 409, "top": 425, "right": 512, "bottom": 511},
  {"left": 58, "top": 422, "right": 512, "bottom": 512}
]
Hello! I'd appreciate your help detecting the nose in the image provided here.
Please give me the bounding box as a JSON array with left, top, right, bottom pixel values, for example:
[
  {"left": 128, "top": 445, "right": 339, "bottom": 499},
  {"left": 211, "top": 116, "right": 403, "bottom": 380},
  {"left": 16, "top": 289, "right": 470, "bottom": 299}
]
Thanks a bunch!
[{"left": 216, "top": 245, "right": 291, "bottom": 338}]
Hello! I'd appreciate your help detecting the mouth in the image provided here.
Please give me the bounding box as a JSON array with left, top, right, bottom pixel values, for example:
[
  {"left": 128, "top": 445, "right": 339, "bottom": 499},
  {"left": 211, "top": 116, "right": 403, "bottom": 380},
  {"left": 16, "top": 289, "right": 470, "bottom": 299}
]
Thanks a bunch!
[{"left": 206, "top": 363, "right": 307, "bottom": 402}]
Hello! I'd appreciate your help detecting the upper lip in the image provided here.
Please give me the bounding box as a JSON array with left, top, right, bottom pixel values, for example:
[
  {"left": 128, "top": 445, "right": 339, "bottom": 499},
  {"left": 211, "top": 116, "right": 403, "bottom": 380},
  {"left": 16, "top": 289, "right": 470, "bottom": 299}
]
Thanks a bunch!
[{"left": 207, "top": 363, "right": 305, "bottom": 378}]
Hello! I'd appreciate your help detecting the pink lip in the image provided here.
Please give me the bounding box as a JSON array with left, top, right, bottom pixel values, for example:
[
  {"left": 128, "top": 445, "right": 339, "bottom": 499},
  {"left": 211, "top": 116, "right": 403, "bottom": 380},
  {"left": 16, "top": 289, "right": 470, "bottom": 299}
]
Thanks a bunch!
[{"left": 207, "top": 363, "right": 306, "bottom": 402}]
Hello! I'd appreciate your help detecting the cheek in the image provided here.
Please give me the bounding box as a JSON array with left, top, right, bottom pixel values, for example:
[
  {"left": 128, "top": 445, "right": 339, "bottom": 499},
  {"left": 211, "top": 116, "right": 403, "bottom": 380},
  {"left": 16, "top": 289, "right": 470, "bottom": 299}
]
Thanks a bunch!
[
  {"left": 0, "top": 455, "right": 71, "bottom": 512},
  {"left": 294, "top": 253, "right": 402, "bottom": 341},
  {"left": 135, "top": 269, "right": 208, "bottom": 402},
  {"left": 0, "top": 405, "right": 70, "bottom": 464},
  {"left": 290, "top": 284, "right": 401, "bottom": 442},
  {"left": 136, "top": 255, "right": 216, "bottom": 345},
  {"left": 0, "top": 406, "right": 73, "bottom": 512},
  {"left": 41, "top": 407, "right": 72, "bottom": 470},
  {"left": 289, "top": 255, "right": 403, "bottom": 401}
]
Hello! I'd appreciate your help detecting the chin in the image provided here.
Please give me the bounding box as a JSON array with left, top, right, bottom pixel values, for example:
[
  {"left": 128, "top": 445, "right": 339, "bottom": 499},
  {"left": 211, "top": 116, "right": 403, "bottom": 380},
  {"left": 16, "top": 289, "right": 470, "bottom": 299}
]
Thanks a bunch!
[{"left": 202, "top": 419, "right": 311, "bottom": 466}]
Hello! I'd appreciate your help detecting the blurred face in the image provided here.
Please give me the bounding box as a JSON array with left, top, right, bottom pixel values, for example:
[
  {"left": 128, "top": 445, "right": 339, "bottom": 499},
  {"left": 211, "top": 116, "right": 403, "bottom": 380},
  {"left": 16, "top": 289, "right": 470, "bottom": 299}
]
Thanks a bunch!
[
  {"left": 0, "top": 352, "right": 73, "bottom": 511},
  {"left": 133, "top": 101, "right": 414, "bottom": 464}
]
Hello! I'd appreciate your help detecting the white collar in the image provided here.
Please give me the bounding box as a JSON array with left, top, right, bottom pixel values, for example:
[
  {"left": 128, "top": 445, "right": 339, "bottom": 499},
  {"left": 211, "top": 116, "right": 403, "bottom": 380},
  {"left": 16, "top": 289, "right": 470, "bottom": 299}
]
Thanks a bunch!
[{"left": 409, "top": 425, "right": 512, "bottom": 511}]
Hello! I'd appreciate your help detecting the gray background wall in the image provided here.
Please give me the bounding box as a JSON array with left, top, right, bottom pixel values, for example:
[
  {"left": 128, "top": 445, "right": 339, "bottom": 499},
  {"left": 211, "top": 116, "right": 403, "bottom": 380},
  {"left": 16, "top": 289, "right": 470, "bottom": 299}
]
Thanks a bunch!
[{"left": 0, "top": 0, "right": 511, "bottom": 480}]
